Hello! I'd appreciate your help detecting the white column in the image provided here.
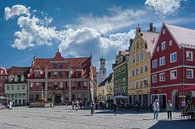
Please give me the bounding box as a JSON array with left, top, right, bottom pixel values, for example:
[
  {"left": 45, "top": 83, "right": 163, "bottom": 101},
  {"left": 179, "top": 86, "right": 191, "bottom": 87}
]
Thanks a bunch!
[
  {"left": 45, "top": 67, "right": 48, "bottom": 101},
  {"left": 68, "top": 68, "right": 72, "bottom": 102}
]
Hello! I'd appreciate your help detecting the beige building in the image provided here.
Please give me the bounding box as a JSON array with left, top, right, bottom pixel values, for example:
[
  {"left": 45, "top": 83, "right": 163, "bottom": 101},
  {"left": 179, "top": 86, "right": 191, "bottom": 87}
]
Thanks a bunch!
[
  {"left": 98, "top": 73, "right": 113, "bottom": 102},
  {"left": 128, "top": 23, "right": 159, "bottom": 107}
]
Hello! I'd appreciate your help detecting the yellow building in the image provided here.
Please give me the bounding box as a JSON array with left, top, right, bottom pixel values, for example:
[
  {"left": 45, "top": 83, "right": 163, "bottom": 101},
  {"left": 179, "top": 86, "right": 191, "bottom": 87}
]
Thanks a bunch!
[
  {"left": 97, "top": 73, "right": 114, "bottom": 102},
  {"left": 128, "top": 24, "right": 159, "bottom": 107}
]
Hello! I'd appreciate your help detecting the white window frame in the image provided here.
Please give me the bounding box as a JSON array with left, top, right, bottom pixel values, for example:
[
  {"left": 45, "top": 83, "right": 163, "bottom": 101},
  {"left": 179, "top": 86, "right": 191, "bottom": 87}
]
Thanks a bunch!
[
  {"left": 152, "top": 74, "right": 157, "bottom": 83},
  {"left": 187, "top": 69, "right": 194, "bottom": 79},
  {"left": 159, "top": 72, "right": 165, "bottom": 82},
  {"left": 161, "top": 41, "right": 166, "bottom": 51},
  {"left": 170, "top": 52, "right": 177, "bottom": 63},
  {"left": 159, "top": 56, "right": 165, "bottom": 66},
  {"left": 186, "top": 51, "right": 193, "bottom": 61},
  {"left": 170, "top": 70, "right": 177, "bottom": 80},
  {"left": 169, "top": 40, "right": 172, "bottom": 46},
  {"left": 152, "top": 59, "right": 158, "bottom": 68}
]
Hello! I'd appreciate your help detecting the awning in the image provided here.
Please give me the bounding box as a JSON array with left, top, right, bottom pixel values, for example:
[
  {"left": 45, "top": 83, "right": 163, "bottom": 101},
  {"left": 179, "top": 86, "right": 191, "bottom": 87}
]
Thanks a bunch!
[
  {"left": 113, "top": 95, "right": 128, "bottom": 99},
  {"left": 0, "top": 96, "right": 9, "bottom": 99},
  {"left": 179, "top": 86, "right": 195, "bottom": 91}
]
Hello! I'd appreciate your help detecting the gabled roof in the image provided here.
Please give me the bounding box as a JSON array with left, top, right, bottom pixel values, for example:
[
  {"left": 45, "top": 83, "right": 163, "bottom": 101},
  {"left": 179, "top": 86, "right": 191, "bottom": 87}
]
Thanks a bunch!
[
  {"left": 142, "top": 32, "right": 159, "bottom": 54},
  {"left": 165, "top": 23, "right": 195, "bottom": 48},
  {"left": 98, "top": 73, "right": 113, "bottom": 87},
  {"left": 8, "top": 66, "right": 30, "bottom": 76}
]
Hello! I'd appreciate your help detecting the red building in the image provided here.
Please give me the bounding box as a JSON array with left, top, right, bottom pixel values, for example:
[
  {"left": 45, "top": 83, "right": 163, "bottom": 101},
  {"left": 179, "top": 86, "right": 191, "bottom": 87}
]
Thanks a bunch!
[
  {"left": 151, "top": 23, "right": 195, "bottom": 110},
  {"left": 0, "top": 67, "right": 8, "bottom": 96},
  {"left": 27, "top": 50, "right": 96, "bottom": 105}
]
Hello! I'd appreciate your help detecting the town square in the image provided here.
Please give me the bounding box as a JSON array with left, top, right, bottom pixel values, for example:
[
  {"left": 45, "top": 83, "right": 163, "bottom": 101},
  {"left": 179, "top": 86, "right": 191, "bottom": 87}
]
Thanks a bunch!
[{"left": 1, "top": 0, "right": 195, "bottom": 129}]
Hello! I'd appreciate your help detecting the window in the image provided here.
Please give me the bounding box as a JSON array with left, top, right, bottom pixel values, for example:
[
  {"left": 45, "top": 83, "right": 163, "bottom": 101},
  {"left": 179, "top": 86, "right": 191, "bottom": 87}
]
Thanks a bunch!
[
  {"left": 187, "top": 69, "right": 193, "bottom": 79},
  {"left": 48, "top": 72, "right": 51, "bottom": 77},
  {"left": 132, "top": 70, "right": 134, "bottom": 76},
  {"left": 132, "top": 55, "right": 135, "bottom": 63},
  {"left": 163, "top": 29, "right": 166, "bottom": 35},
  {"left": 159, "top": 56, "right": 165, "bottom": 66},
  {"left": 7, "top": 86, "right": 10, "bottom": 90},
  {"left": 17, "top": 85, "right": 20, "bottom": 90},
  {"left": 53, "top": 63, "right": 57, "bottom": 68},
  {"left": 170, "top": 70, "right": 177, "bottom": 80},
  {"left": 136, "top": 68, "right": 139, "bottom": 75},
  {"left": 152, "top": 59, "right": 158, "bottom": 68},
  {"left": 152, "top": 74, "right": 157, "bottom": 83},
  {"left": 140, "top": 67, "right": 143, "bottom": 73},
  {"left": 140, "top": 50, "right": 144, "bottom": 61},
  {"left": 143, "top": 79, "right": 148, "bottom": 86},
  {"left": 161, "top": 41, "right": 166, "bottom": 50},
  {"left": 59, "top": 72, "right": 63, "bottom": 77},
  {"left": 53, "top": 72, "right": 57, "bottom": 77},
  {"left": 157, "top": 47, "right": 159, "bottom": 52},
  {"left": 159, "top": 73, "right": 165, "bottom": 81},
  {"left": 136, "top": 53, "right": 139, "bottom": 62},
  {"left": 22, "top": 85, "right": 25, "bottom": 90},
  {"left": 144, "top": 65, "right": 148, "bottom": 72},
  {"left": 59, "top": 63, "right": 63, "bottom": 68},
  {"left": 170, "top": 52, "right": 177, "bottom": 63},
  {"left": 169, "top": 40, "right": 172, "bottom": 46},
  {"left": 132, "top": 81, "right": 135, "bottom": 89},
  {"left": 140, "top": 80, "right": 143, "bottom": 87},
  {"left": 186, "top": 51, "right": 193, "bottom": 61},
  {"left": 136, "top": 81, "right": 139, "bottom": 88}
]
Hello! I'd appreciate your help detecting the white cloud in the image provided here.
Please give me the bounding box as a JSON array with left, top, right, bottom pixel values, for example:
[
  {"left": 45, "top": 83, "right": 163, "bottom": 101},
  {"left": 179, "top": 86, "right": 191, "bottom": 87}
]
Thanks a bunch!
[
  {"left": 4, "top": 5, "right": 30, "bottom": 20},
  {"left": 145, "top": 0, "right": 186, "bottom": 15},
  {"left": 77, "top": 7, "right": 146, "bottom": 33}
]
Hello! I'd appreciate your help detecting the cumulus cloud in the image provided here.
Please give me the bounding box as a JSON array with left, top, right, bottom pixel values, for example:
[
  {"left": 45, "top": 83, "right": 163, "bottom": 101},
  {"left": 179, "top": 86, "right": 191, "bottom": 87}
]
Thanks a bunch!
[
  {"left": 4, "top": 5, "right": 138, "bottom": 73},
  {"left": 145, "top": 0, "right": 186, "bottom": 15},
  {"left": 4, "top": 5, "right": 30, "bottom": 20}
]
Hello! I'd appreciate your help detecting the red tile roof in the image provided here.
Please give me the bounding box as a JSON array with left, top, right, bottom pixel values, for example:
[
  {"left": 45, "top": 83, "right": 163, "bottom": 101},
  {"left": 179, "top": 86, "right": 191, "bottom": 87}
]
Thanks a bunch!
[{"left": 28, "top": 51, "right": 92, "bottom": 79}]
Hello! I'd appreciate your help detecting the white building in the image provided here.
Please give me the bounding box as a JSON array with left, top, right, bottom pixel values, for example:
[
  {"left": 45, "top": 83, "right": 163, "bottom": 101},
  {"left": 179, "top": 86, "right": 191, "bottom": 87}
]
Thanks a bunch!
[{"left": 5, "top": 67, "right": 30, "bottom": 106}]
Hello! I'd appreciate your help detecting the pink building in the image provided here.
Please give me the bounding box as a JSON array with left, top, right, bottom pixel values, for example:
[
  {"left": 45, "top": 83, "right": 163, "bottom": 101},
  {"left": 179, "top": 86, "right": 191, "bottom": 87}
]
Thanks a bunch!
[
  {"left": 27, "top": 50, "right": 96, "bottom": 105},
  {"left": 0, "top": 67, "right": 8, "bottom": 96},
  {"left": 151, "top": 23, "right": 195, "bottom": 110}
]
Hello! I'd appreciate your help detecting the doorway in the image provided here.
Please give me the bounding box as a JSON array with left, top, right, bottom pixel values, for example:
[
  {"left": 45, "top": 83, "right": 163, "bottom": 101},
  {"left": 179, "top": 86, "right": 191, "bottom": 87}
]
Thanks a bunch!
[{"left": 55, "top": 95, "right": 61, "bottom": 104}]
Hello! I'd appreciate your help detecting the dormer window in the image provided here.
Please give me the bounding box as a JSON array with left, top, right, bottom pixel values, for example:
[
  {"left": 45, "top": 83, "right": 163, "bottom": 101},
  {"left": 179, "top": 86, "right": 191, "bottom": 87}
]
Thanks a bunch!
[
  {"left": 14, "top": 75, "right": 19, "bottom": 82},
  {"left": 163, "top": 29, "right": 166, "bottom": 35},
  {"left": 34, "top": 71, "right": 40, "bottom": 78},
  {"left": 20, "top": 74, "right": 25, "bottom": 82},
  {"left": 169, "top": 40, "right": 173, "bottom": 46},
  {"left": 8, "top": 75, "right": 14, "bottom": 82}
]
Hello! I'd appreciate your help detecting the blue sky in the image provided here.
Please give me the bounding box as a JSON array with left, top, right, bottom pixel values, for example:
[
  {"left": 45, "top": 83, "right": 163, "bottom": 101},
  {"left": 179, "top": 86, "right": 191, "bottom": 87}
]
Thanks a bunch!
[{"left": 0, "top": 0, "right": 195, "bottom": 75}]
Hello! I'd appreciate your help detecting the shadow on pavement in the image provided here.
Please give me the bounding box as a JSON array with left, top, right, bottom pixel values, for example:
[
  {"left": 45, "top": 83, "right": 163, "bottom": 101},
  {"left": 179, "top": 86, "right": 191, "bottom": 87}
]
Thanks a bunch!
[
  {"left": 149, "top": 120, "right": 195, "bottom": 129},
  {"left": 95, "top": 109, "right": 146, "bottom": 114}
]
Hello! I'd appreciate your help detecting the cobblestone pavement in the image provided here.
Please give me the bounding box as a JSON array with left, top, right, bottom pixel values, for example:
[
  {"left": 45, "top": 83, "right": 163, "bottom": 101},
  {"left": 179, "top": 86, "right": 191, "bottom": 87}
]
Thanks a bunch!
[{"left": 0, "top": 106, "right": 194, "bottom": 129}]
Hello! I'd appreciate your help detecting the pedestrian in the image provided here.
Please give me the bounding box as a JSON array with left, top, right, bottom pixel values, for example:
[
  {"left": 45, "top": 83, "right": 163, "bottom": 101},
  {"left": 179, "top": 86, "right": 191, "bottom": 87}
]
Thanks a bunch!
[
  {"left": 72, "top": 101, "right": 75, "bottom": 110},
  {"left": 135, "top": 100, "right": 140, "bottom": 113},
  {"left": 75, "top": 100, "right": 79, "bottom": 111},
  {"left": 9, "top": 101, "right": 13, "bottom": 109},
  {"left": 113, "top": 103, "right": 117, "bottom": 116},
  {"left": 90, "top": 101, "right": 95, "bottom": 115},
  {"left": 153, "top": 99, "right": 160, "bottom": 120},
  {"left": 167, "top": 100, "right": 173, "bottom": 120},
  {"left": 181, "top": 99, "right": 186, "bottom": 111}
]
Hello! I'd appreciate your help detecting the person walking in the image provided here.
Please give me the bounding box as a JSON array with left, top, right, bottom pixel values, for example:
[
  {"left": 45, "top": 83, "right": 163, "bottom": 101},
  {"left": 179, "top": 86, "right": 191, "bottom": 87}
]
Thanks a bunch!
[
  {"left": 90, "top": 101, "right": 95, "bottom": 116},
  {"left": 153, "top": 99, "right": 160, "bottom": 120},
  {"left": 113, "top": 103, "right": 117, "bottom": 116},
  {"left": 167, "top": 100, "right": 173, "bottom": 120},
  {"left": 135, "top": 100, "right": 140, "bottom": 113}
]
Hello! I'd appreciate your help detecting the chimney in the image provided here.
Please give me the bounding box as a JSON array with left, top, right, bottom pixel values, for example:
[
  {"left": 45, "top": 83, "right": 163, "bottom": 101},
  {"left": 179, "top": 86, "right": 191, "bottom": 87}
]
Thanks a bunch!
[{"left": 136, "top": 24, "right": 141, "bottom": 35}]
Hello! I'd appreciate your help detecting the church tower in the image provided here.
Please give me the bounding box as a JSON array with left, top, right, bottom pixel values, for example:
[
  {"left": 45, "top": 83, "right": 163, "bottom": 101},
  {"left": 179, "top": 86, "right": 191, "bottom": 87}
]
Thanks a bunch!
[{"left": 97, "top": 54, "right": 106, "bottom": 85}]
